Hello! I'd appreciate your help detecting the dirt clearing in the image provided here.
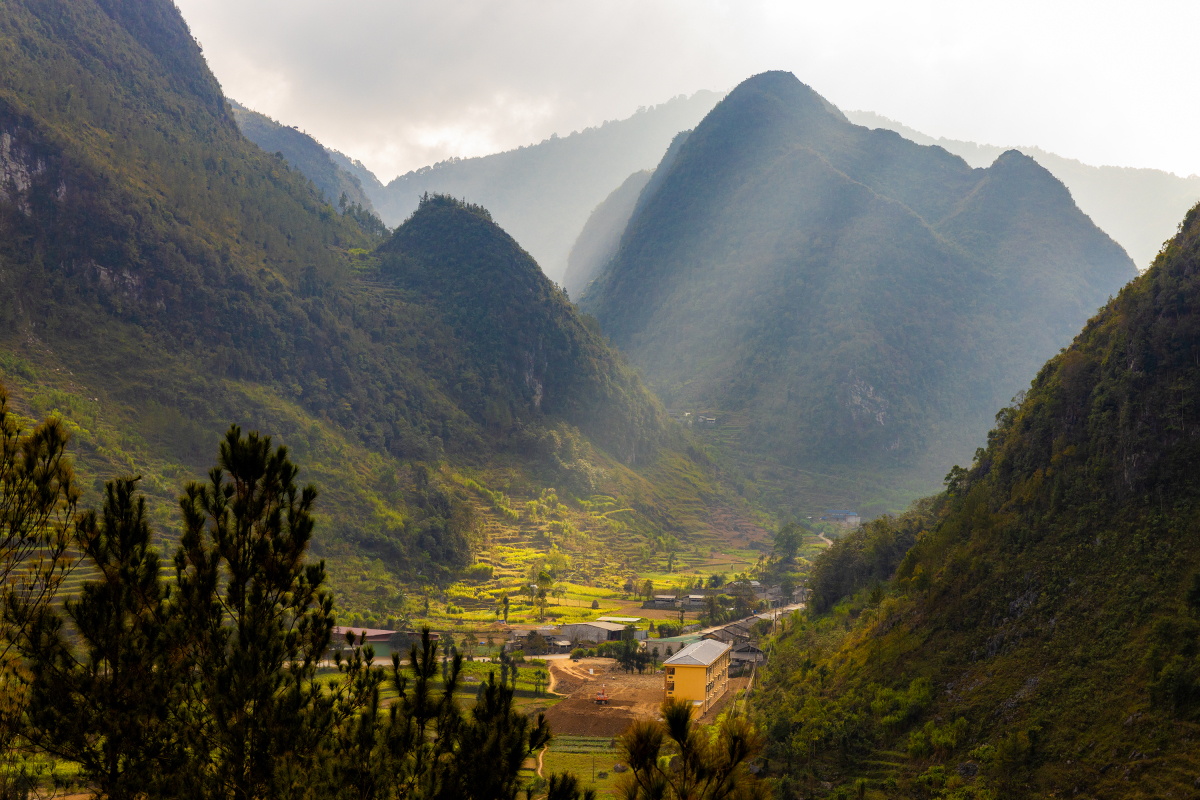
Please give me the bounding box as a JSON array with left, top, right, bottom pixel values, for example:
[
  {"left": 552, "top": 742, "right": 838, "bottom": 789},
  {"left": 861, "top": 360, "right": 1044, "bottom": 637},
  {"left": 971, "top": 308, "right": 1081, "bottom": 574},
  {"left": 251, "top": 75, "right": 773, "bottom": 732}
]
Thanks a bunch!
[{"left": 543, "top": 658, "right": 665, "bottom": 737}]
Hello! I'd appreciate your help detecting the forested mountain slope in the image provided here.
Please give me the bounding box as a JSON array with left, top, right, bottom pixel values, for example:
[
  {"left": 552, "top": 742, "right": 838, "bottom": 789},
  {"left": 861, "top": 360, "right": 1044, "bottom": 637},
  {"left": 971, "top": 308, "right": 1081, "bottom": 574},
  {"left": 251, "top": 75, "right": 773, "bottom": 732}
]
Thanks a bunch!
[
  {"left": 229, "top": 98, "right": 376, "bottom": 213},
  {"left": 349, "top": 91, "right": 724, "bottom": 282},
  {"left": 847, "top": 109, "right": 1200, "bottom": 271},
  {"left": 758, "top": 202, "right": 1200, "bottom": 798},
  {"left": 0, "top": 0, "right": 753, "bottom": 624},
  {"left": 562, "top": 169, "right": 652, "bottom": 297},
  {"left": 580, "top": 71, "right": 1136, "bottom": 508}
]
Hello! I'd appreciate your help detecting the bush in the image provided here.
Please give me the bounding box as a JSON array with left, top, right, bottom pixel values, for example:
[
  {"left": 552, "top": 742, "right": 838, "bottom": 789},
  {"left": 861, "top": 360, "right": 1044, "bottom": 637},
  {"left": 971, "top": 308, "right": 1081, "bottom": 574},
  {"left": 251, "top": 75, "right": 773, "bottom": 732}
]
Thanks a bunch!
[
  {"left": 463, "top": 563, "right": 494, "bottom": 581},
  {"left": 591, "top": 600, "right": 600, "bottom": 609},
  {"left": 511, "top": 650, "right": 526, "bottom": 663},
  {"left": 571, "top": 648, "right": 586, "bottom": 660}
]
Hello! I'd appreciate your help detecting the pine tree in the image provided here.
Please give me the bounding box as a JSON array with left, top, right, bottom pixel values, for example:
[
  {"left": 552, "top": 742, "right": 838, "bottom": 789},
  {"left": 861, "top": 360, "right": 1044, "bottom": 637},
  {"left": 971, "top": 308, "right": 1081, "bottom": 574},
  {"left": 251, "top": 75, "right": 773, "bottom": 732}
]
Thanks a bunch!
[
  {"left": 15, "top": 478, "right": 181, "bottom": 800},
  {"left": 0, "top": 382, "right": 79, "bottom": 748},
  {"left": 171, "top": 426, "right": 335, "bottom": 799}
]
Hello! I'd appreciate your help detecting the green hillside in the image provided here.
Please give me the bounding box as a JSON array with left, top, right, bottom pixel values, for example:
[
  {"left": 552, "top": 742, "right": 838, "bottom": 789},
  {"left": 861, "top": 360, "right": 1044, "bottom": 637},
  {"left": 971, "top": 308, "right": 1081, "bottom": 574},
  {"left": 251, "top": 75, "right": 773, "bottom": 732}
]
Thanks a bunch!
[
  {"left": 229, "top": 98, "right": 378, "bottom": 215},
  {"left": 756, "top": 203, "right": 1200, "bottom": 797},
  {"left": 580, "top": 71, "right": 1136, "bottom": 515},
  {"left": 0, "top": 0, "right": 763, "bottom": 628},
  {"left": 562, "top": 169, "right": 652, "bottom": 297}
]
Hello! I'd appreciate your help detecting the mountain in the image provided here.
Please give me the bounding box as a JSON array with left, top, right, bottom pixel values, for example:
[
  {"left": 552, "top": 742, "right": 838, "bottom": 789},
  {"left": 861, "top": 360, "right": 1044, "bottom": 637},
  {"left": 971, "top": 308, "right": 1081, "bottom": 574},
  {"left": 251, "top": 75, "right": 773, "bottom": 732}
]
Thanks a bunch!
[
  {"left": 348, "top": 91, "right": 724, "bottom": 283},
  {"left": 846, "top": 109, "right": 1200, "bottom": 271},
  {"left": 579, "top": 71, "right": 1136, "bottom": 513},
  {"left": 0, "top": 0, "right": 757, "bottom": 630},
  {"left": 758, "top": 201, "right": 1200, "bottom": 797},
  {"left": 562, "top": 169, "right": 652, "bottom": 298},
  {"left": 372, "top": 193, "right": 667, "bottom": 465},
  {"left": 564, "top": 130, "right": 696, "bottom": 298},
  {"left": 229, "top": 99, "right": 377, "bottom": 213}
]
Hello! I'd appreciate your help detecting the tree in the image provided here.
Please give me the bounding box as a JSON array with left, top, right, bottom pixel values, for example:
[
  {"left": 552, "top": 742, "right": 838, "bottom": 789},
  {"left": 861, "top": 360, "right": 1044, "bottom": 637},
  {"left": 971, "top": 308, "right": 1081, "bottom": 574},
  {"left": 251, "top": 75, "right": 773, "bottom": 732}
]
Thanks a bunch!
[
  {"left": 170, "top": 426, "right": 335, "bottom": 799},
  {"left": 14, "top": 478, "right": 181, "bottom": 799},
  {"left": 0, "top": 384, "right": 80, "bottom": 746},
  {"left": 617, "top": 698, "right": 767, "bottom": 799},
  {"left": 641, "top": 579, "right": 654, "bottom": 600},
  {"left": 773, "top": 522, "right": 803, "bottom": 561}
]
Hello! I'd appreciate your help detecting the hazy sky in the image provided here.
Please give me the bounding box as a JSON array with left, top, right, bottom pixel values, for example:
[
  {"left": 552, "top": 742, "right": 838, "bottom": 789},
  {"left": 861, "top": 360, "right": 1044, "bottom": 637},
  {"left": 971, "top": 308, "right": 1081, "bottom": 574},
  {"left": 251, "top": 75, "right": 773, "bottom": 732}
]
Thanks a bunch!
[{"left": 175, "top": 0, "right": 1200, "bottom": 182}]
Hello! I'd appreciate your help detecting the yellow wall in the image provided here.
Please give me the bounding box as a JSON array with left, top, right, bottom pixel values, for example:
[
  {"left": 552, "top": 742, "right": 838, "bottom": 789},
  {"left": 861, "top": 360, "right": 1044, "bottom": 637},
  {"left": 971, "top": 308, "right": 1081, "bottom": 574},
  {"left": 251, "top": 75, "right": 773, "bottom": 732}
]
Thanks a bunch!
[{"left": 664, "top": 650, "right": 730, "bottom": 713}]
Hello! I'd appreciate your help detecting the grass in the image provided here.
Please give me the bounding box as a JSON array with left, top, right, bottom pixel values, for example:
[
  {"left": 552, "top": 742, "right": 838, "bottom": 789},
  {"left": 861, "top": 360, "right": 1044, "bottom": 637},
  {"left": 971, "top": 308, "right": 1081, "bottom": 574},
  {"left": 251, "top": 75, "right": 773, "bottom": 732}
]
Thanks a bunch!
[{"left": 540, "top": 747, "right": 625, "bottom": 797}]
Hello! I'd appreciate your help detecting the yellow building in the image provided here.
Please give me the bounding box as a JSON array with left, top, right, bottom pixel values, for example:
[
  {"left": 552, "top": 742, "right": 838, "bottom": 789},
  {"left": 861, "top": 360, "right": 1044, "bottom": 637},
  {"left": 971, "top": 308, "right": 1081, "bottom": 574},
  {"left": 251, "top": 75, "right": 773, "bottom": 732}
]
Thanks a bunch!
[{"left": 663, "top": 639, "right": 732, "bottom": 714}]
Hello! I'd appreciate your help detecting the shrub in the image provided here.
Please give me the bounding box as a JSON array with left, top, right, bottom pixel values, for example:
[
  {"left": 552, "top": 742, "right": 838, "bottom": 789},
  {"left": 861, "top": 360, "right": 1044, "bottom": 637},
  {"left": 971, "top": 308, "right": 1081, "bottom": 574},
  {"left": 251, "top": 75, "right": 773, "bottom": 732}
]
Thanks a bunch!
[
  {"left": 571, "top": 648, "right": 586, "bottom": 660},
  {"left": 591, "top": 600, "right": 600, "bottom": 609},
  {"left": 511, "top": 650, "right": 526, "bottom": 663},
  {"left": 463, "top": 563, "right": 494, "bottom": 581}
]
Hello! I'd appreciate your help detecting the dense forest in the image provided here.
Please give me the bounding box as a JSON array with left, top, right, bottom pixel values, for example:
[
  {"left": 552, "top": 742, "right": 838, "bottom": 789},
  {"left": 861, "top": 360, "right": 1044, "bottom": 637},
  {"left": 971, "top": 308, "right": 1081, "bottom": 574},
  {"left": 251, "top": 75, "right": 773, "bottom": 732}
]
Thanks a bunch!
[
  {"left": 229, "top": 99, "right": 378, "bottom": 214},
  {"left": 580, "top": 71, "right": 1136, "bottom": 513},
  {"left": 754, "top": 201, "right": 1200, "bottom": 797}
]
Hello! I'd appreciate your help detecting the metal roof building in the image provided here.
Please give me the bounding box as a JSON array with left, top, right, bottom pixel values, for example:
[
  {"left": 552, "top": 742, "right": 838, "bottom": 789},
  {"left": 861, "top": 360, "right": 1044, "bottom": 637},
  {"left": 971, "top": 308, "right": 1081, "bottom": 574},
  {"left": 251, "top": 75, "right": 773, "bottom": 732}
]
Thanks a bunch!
[{"left": 663, "top": 639, "right": 732, "bottom": 667}]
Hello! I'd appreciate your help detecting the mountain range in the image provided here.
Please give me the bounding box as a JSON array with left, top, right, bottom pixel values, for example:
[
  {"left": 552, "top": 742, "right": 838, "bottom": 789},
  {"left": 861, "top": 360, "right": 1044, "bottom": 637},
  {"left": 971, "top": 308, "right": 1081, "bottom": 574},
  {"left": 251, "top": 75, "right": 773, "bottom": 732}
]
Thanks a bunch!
[
  {"left": 579, "top": 71, "right": 1137, "bottom": 512},
  {"left": 846, "top": 109, "right": 1200, "bottom": 272},
  {"left": 0, "top": 0, "right": 753, "bottom": 627},
  {"left": 324, "top": 91, "right": 724, "bottom": 283}
]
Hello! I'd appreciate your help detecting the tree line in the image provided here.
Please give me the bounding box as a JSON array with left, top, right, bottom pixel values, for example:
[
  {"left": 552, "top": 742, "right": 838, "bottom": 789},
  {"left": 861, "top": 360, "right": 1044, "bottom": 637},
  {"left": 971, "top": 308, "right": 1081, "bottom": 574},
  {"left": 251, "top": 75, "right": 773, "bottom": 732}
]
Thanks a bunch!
[
  {"left": 1, "top": 383, "right": 771, "bottom": 799},
  {"left": 0, "top": 386, "right": 584, "bottom": 799}
]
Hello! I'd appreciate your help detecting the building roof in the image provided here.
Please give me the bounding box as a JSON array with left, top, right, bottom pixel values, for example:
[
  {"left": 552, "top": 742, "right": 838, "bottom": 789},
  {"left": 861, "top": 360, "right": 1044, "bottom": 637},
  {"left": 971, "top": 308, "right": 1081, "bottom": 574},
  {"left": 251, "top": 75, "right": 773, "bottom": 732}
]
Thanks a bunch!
[
  {"left": 596, "top": 616, "right": 642, "bottom": 623},
  {"left": 332, "top": 626, "right": 396, "bottom": 639},
  {"left": 565, "top": 621, "right": 626, "bottom": 632},
  {"left": 664, "top": 639, "right": 732, "bottom": 667}
]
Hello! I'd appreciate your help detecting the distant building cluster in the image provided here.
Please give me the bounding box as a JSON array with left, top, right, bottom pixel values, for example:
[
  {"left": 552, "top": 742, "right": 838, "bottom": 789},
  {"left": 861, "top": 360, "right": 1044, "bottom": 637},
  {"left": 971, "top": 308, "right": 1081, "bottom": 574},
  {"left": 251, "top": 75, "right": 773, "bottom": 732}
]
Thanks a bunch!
[
  {"left": 666, "top": 410, "right": 719, "bottom": 428},
  {"left": 820, "top": 509, "right": 861, "bottom": 528}
]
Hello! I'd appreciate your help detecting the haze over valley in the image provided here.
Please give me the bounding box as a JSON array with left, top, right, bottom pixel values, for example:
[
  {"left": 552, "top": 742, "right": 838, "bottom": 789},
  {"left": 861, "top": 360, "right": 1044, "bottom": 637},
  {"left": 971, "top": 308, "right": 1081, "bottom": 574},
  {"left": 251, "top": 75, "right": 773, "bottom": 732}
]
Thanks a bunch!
[{"left": 2, "top": 2, "right": 1200, "bottom": 797}]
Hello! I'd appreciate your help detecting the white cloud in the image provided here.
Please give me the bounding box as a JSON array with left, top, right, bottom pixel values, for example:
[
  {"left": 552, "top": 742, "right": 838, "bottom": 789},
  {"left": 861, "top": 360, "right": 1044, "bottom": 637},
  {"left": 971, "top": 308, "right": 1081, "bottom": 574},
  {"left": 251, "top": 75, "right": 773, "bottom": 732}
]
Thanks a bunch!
[{"left": 177, "top": 0, "right": 1200, "bottom": 180}]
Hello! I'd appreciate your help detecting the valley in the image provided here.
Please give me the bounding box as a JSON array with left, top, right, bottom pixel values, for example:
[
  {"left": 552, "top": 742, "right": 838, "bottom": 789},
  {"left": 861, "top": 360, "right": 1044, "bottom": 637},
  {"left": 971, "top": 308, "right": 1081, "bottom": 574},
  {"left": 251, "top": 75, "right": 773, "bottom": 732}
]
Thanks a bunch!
[{"left": 2, "top": 1, "right": 1199, "bottom": 798}]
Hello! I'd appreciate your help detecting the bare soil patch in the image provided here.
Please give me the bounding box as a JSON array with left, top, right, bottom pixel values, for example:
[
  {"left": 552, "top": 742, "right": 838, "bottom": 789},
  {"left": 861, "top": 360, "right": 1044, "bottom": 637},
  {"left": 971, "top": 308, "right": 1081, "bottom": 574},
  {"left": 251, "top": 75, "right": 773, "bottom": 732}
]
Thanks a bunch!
[{"left": 543, "top": 658, "right": 665, "bottom": 737}]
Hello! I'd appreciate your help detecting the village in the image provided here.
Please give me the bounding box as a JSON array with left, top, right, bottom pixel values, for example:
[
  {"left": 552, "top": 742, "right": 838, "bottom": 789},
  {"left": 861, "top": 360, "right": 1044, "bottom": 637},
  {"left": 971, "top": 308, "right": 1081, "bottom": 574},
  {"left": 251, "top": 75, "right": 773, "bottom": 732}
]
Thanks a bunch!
[{"left": 327, "top": 578, "right": 804, "bottom": 789}]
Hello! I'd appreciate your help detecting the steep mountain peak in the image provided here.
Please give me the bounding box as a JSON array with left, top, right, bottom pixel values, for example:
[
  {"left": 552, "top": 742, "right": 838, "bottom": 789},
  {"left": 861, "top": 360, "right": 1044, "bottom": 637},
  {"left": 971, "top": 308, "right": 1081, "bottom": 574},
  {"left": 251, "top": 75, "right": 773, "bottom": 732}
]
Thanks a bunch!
[
  {"left": 725, "top": 70, "right": 849, "bottom": 124},
  {"left": 382, "top": 193, "right": 541, "bottom": 291},
  {"left": 580, "top": 72, "right": 1134, "bottom": 511}
]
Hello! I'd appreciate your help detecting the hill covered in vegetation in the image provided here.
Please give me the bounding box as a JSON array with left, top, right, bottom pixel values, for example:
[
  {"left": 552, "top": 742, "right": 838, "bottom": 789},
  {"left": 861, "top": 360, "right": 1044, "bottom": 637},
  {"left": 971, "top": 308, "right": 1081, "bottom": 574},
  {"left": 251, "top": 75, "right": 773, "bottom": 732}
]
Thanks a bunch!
[
  {"left": 846, "top": 109, "right": 1200, "bottom": 272},
  {"left": 343, "top": 91, "right": 724, "bottom": 282},
  {"left": 580, "top": 71, "right": 1137, "bottom": 512},
  {"left": 0, "top": 0, "right": 759, "bottom": 629},
  {"left": 757, "top": 203, "right": 1200, "bottom": 797},
  {"left": 229, "top": 98, "right": 377, "bottom": 214}
]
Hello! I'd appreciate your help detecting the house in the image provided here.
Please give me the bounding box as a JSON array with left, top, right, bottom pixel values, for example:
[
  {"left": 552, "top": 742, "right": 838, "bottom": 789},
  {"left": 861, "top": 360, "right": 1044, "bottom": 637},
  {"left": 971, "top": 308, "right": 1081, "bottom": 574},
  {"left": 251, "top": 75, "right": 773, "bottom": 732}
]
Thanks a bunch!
[
  {"left": 332, "top": 626, "right": 397, "bottom": 644},
  {"left": 643, "top": 594, "right": 679, "bottom": 609},
  {"left": 702, "top": 627, "right": 747, "bottom": 646},
  {"left": 646, "top": 633, "right": 704, "bottom": 660},
  {"left": 663, "top": 640, "right": 732, "bottom": 714},
  {"left": 821, "top": 510, "right": 861, "bottom": 528},
  {"left": 561, "top": 621, "right": 628, "bottom": 643},
  {"left": 730, "top": 642, "right": 765, "bottom": 665}
]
